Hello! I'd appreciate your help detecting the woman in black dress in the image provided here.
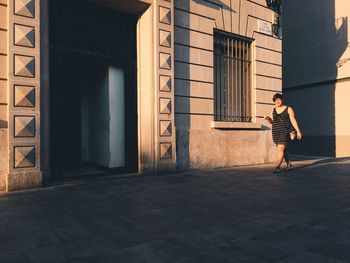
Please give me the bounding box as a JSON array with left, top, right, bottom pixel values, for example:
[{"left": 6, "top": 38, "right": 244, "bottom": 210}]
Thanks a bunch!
[{"left": 264, "top": 93, "right": 302, "bottom": 173}]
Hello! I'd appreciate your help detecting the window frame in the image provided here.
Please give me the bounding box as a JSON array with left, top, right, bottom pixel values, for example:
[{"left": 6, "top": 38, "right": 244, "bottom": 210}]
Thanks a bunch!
[{"left": 213, "top": 29, "right": 254, "bottom": 124}]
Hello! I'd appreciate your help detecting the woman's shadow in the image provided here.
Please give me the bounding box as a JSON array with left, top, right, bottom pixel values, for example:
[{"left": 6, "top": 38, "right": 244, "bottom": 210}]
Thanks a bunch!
[{"left": 291, "top": 156, "right": 350, "bottom": 171}]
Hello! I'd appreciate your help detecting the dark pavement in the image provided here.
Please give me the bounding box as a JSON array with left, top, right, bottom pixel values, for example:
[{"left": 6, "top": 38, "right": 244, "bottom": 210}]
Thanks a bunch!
[{"left": 1, "top": 157, "right": 350, "bottom": 263}]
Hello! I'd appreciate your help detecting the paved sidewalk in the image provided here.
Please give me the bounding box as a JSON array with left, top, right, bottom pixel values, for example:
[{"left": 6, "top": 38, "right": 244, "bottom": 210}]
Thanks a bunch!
[{"left": 1, "top": 158, "right": 350, "bottom": 263}]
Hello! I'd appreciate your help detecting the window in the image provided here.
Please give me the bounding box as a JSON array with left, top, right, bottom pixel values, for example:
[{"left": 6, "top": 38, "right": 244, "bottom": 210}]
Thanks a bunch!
[{"left": 214, "top": 30, "right": 252, "bottom": 122}]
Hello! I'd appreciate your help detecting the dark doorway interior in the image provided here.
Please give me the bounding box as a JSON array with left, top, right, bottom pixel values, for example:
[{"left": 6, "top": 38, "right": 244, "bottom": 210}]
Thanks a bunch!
[{"left": 49, "top": 0, "right": 138, "bottom": 179}]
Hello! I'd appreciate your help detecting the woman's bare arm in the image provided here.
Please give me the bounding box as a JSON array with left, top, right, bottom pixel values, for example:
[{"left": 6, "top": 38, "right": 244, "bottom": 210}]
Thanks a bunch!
[
  {"left": 288, "top": 107, "right": 302, "bottom": 140},
  {"left": 264, "top": 111, "right": 273, "bottom": 124},
  {"left": 264, "top": 116, "right": 273, "bottom": 124}
]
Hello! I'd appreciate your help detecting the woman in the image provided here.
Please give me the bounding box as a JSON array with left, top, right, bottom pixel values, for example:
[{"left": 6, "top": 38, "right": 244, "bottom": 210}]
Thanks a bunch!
[{"left": 265, "top": 93, "right": 302, "bottom": 173}]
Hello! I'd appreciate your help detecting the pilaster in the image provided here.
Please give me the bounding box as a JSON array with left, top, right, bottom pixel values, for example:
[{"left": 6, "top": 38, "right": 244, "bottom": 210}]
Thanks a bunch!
[
  {"left": 6, "top": 0, "right": 41, "bottom": 191},
  {"left": 153, "top": 0, "right": 176, "bottom": 172},
  {"left": 0, "top": 0, "right": 9, "bottom": 191}
]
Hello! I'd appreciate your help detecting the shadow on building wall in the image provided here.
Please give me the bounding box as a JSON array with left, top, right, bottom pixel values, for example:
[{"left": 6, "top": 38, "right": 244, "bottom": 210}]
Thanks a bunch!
[
  {"left": 175, "top": 0, "right": 236, "bottom": 169},
  {"left": 283, "top": 0, "right": 348, "bottom": 157},
  {"left": 0, "top": 120, "right": 7, "bottom": 129},
  {"left": 175, "top": 0, "right": 190, "bottom": 170}
]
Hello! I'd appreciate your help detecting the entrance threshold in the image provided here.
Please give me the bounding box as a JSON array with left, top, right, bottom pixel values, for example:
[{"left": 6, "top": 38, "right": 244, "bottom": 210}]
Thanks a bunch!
[{"left": 47, "top": 169, "right": 139, "bottom": 187}]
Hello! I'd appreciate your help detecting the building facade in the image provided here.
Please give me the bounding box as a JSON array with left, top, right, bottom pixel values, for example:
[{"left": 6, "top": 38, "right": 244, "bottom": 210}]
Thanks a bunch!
[
  {"left": 283, "top": 0, "right": 350, "bottom": 157},
  {"left": 0, "top": 0, "right": 281, "bottom": 191}
]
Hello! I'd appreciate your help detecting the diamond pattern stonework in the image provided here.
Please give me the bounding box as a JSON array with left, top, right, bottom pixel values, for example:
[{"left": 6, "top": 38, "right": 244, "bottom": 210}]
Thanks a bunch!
[
  {"left": 160, "top": 143, "right": 172, "bottom": 159},
  {"left": 14, "top": 55, "right": 35, "bottom": 77},
  {"left": 159, "top": 6, "right": 171, "bottom": 25},
  {"left": 159, "top": 30, "right": 171, "bottom": 47},
  {"left": 159, "top": 53, "right": 171, "bottom": 70},
  {"left": 159, "top": 98, "right": 171, "bottom": 114},
  {"left": 14, "top": 116, "right": 35, "bottom": 137},
  {"left": 159, "top": 75, "right": 171, "bottom": 92},
  {"left": 14, "top": 85, "right": 35, "bottom": 107},
  {"left": 14, "top": 146, "right": 35, "bottom": 168},
  {"left": 14, "top": 0, "right": 35, "bottom": 18},
  {"left": 160, "top": 121, "right": 172, "bottom": 137},
  {"left": 14, "top": 24, "right": 35, "bottom": 47}
]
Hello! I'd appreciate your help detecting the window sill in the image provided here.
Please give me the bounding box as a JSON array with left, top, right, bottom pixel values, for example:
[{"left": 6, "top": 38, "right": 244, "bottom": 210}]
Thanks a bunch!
[{"left": 211, "top": 121, "right": 262, "bottom": 130}]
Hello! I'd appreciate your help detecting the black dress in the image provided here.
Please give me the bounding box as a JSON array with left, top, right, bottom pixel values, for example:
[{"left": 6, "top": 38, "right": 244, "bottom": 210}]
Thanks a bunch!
[{"left": 272, "top": 107, "right": 292, "bottom": 145}]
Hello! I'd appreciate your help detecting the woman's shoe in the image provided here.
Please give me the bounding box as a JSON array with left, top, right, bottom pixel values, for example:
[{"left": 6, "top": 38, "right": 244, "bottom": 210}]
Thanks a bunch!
[
  {"left": 272, "top": 167, "right": 282, "bottom": 173},
  {"left": 283, "top": 162, "right": 293, "bottom": 172}
]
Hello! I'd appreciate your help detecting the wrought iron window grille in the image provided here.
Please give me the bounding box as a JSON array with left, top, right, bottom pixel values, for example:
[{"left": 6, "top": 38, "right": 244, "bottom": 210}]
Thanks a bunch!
[{"left": 213, "top": 30, "right": 253, "bottom": 123}]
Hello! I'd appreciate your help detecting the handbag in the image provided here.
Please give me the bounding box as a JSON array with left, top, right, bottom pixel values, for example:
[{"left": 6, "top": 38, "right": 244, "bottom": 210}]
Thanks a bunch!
[{"left": 289, "top": 130, "right": 297, "bottom": 141}]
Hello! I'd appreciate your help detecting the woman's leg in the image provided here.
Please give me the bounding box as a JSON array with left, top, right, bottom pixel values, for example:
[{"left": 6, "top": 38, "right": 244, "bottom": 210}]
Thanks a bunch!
[
  {"left": 283, "top": 147, "right": 293, "bottom": 170},
  {"left": 275, "top": 144, "right": 286, "bottom": 169},
  {"left": 284, "top": 146, "right": 290, "bottom": 165}
]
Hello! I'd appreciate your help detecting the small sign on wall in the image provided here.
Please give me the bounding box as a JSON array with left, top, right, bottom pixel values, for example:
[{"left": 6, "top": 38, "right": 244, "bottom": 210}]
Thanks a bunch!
[{"left": 258, "top": 20, "right": 272, "bottom": 36}]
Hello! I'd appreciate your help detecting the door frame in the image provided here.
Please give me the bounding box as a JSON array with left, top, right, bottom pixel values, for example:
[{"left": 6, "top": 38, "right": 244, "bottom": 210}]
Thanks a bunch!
[
  {"left": 40, "top": 0, "right": 176, "bottom": 185},
  {"left": 40, "top": 0, "right": 145, "bottom": 183}
]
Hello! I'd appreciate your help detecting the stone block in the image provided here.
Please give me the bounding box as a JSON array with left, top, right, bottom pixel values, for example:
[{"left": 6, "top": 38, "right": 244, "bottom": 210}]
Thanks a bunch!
[
  {"left": 160, "top": 120, "right": 172, "bottom": 136},
  {"left": 14, "top": 54, "right": 35, "bottom": 77},
  {"left": 174, "top": 8, "right": 214, "bottom": 34},
  {"left": 176, "top": 129, "right": 274, "bottom": 169},
  {"left": 159, "top": 6, "right": 171, "bottom": 25},
  {"left": 175, "top": 113, "right": 212, "bottom": 130},
  {"left": 0, "top": 80, "right": 7, "bottom": 104},
  {"left": 14, "top": 115, "right": 35, "bottom": 137},
  {"left": 175, "top": 96, "right": 213, "bottom": 115},
  {"left": 175, "top": 27, "right": 213, "bottom": 51},
  {"left": 14, "top": 85, "right": 35, "bottom": 107},
  {"left": 7, "top": 171, "right": 42, "bottom": 191},
  {"left": 255, "top": 103, "right": 275, "bottom": 118},
  {"left": 14, "top": 24, "right": 35, "bottom": 48},
  {"left": 159, "top": 29, "right": 171, "bottom": 47},
  {"left": 0, "top": 30, "right": 7, "bottom": 54},
  {"left": 175, "top": 0, "right": 226, "bottom": 31},
  {"left": 336, "top": 135, "right": 350, "bottom": 157},
  {"left": 174, "top": 79, "right": 213, "bottom": 99},
  {"left": 159, "top": 97, "right": 171, "bottom": 114},
  {"left": 159, "top": 52, "right": 171, "bottom": 70},
  {"left": 0, "top": 105, "right": 7, "bottom": 128},
  {"left": 174, "top": 61, "right": 213, "bottom": 83},
  {"left": 160, "top": 142, "right": 172, "bottom": 159},
  {"left": 175, "top": 44, "right": 213, "bottom": 67},
  {"left": 0, "top": 55, "right": 6, "bottom": 79},
  {"left": 255, "top": 75, "right": 282, "bottom": 91},
  {"left": 256, "top": 61, "right": 282, "bottom": 79},
  {"left": 14, "top": 0, "right": 35, "bottom": 18},
  {"left": 0, "top": 128, "right": 8, "bottom": 191},
  {"left": 14, "top": 146, "right": 35, "bottom": 168},
  {"left": 159, "top": 75, "right": 171, "bottom": 92},
  {"left": 0, "top": 6, "right": 7, "bottom": 30},
  {"left": 255, "top": 89, "right": 276, "bottom": 105},
  {"left": 254, "top": 32, "right": 282, "bottom": 52},
  {"left": 256, "top": 47, "right": 281, "bottom": 65}
]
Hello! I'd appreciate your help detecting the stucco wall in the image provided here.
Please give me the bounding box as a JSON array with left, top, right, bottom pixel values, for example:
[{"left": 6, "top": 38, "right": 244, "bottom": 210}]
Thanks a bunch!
[
  {"left": 174, "top": 0, "right": 281, "bottom": 169},
  {"left": 283, "top": 0, "right": 350, "bottom": 157}
]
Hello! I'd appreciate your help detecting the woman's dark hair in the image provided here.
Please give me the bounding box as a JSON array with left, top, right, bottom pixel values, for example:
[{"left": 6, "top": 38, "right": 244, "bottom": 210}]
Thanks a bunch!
[{"left": 272, "top": 93, "right": 283, "bottom": 102}]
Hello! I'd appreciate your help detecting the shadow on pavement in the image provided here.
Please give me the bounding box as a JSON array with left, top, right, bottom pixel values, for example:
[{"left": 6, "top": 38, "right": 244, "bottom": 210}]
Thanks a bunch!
[{"left": 292, "top": 155, "right": 350, "bottom": 171}]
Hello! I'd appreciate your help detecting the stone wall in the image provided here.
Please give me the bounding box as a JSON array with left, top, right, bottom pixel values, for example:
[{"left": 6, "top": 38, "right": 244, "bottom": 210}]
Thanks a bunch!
[
  {"left": 174, "top": 0, "right": 281, "bottom": 169},
  {"left": 6, "top": 0, "right": 42, "bottom": 191},
  {"left": 283, "top": 0, "right": 350, "bottom": 157},
  {"left": 0, "top": 0, "right": 8, "bottom": 190}
]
